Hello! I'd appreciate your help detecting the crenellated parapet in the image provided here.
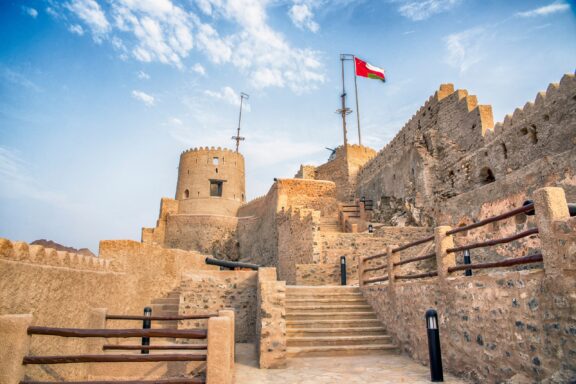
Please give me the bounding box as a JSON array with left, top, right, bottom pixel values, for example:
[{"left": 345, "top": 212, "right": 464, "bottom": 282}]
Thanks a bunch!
[
  {"left": 356, "top": 72, "right": 576, "bottom": 226},
  {"left": 0, "top": 238, "right": 114, "bottom": 272}
]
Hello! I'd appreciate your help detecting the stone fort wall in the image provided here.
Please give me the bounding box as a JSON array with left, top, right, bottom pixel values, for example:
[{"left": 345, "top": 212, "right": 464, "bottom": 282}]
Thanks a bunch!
[
  {"left": 356, "top": 74, "right": 576, "bottom": 227},
  {"left": 0, "top": 238, "right": 216, "bottom": 380}
]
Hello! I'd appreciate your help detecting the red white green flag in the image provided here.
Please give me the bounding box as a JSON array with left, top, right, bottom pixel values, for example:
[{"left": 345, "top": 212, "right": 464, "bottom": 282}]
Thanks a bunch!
[{"left": 354, "top": 57, "right": 385, "bottom": 82}]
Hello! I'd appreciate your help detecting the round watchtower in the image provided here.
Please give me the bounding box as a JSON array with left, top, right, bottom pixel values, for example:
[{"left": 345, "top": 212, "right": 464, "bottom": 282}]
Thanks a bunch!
[{"left": 175, "top": 147, "right": 245, "bottom": 216}]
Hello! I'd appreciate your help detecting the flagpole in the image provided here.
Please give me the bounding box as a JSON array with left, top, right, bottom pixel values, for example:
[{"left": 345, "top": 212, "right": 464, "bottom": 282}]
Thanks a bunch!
[
  {"left": 353, "top": 56, "right": 361, "bottom": 146},
  {"left": 338, "top": 54, "right": 349, "bottom": 148}
]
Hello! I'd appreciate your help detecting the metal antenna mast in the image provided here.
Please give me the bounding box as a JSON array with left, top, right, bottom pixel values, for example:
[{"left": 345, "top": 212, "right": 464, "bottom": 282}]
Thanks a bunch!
[
  {"left": 232, "top": 92, "right": 249, "bottom": 152},
  {"left": 336, "top": 54, "right": 352, "bottom": 147}
]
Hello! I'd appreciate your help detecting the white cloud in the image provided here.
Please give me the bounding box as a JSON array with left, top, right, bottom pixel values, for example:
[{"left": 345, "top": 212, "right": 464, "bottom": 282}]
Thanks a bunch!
[
  {"left": 191, "top": 63, "right": 206, "bottom": 75},
  {"left": 204, "top": 86, "right": 245, "bottom": 108},
  {"left": 289, "top": 3, "right": 319, "bottom": 32},
  {"left": 1, "top": 67, "right": 42, "bottom": 93},
  {"left": 516, "top": 2, "right": 570, "bottom": 17},
  {"left": 68, "top": 24, "right": 85, "bottom": 35},
  {"left": 444, "top": 27, "right": 485, "bottom": 73},
  {"left": 137, "top": 70, "right": 150, "bottom": 79},
  {"left": 59, "top": 0, "right": 325, "bottom": 92},
  {"left": 22, "top": 6, "right": 38, "bottom": 18},
  {"left": 394, "top": 0, "right": 461, "bottom": 21},
  {"left": 169, "top": 117, "right": 183, "bottom": 125},
  {"left": 0, "top": 146, "right": 74, "bottom": 208},
  {"left": 65, "top": 0, "right": 110, "bottom": 42},
  {"left": 131, "top": 90, "right": 155, "bottom": 106}
]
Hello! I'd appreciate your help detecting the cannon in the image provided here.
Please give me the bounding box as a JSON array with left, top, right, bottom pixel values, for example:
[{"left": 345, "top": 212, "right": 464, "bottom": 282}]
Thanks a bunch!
[
  {"left": 205, "top": 257, "right": 260, "bottom": 270},
  {"left": 523, "top": 200, "right": 576, "bottom": 217}
]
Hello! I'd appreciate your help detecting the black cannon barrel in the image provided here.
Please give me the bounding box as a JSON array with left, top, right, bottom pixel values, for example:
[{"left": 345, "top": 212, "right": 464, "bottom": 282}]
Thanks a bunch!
[
  {"left": 205, "top": 257, "right": 259, "bottom": 270},
  {"left": 523, "top": 200, "right": 576, "bottom": 217}
]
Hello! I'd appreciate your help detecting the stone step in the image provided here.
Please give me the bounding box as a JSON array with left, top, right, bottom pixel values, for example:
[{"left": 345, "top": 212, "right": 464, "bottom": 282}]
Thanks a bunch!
[
  {"left": 166, "top": 292, "right": 181, "bottom": 299},
  {"left": 287, "top": 327, "right": 388, "bottom": 337},
  {"left": 151, "top": 298, "right": 180, "bottom": 305},
  {"left": 287, "top": 334, "right": 393, "bottom": 347},
  {"left": 286, "top": 311, "right": 377, "bottom": 321},
  {"left": 286, "top": 298, "right": 367, "bottom": 305},
  {"left": 287, "top": 292, "right": 363, "bottom": 299},
  {"left": 287, "top": 285, "right": 360, "bottom": 293},
  {"left": 287, "top": 319, "right": 383, "bottom": 329},
  {"left": 286, "top": 304, "right": 372, "bottom": 313},
  {"left": 287, "top": 344, "right": 398, "bottom": 357}
]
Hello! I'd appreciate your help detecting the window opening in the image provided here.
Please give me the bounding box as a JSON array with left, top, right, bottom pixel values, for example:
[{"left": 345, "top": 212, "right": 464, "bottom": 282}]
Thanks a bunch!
[{"left": 210, "top": 180, "right": 223, "bottom": 197}]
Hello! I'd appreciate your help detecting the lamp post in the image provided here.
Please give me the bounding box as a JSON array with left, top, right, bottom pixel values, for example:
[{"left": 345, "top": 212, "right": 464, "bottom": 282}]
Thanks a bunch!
[{"left": 425, "top": 309, "right": 444, "bottom": 382}]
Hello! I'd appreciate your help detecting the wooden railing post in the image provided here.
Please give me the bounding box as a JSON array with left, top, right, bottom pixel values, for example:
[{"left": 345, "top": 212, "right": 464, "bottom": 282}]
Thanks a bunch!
[
  {"left": 533, "top": 187, "right": 573, "bottom": 274},
  {"left": 358, "top": 256, "right": 365, "bottom": 287},
  {"left": 86, "top": 308, "right": 107, "bottom": 378},
  {"left": 0, "top": 314, "right": 33, "bottom": 384},
  {"left": 218, "top": 309, "right": 235, "bottom": 372},
  {"left": 387, "top": 246, "right": 398, "bottom": 287},
  {"left": 435, "top": 226, "right": 455, "bottom": 282},
  {"left": 206, "top": 315, "right": 232, "bottom": 384}
]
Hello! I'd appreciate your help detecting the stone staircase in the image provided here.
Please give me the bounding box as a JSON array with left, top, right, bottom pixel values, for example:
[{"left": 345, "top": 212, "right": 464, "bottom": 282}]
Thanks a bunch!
[
  {"left": 319, "top": 217, "right": 341, "bottom": 232},
  {"left": 150, "top": 289, "right": 181, "bottom": 332},
  {"left": 286, "top": 286, "right": 398, "bottom": 357}
]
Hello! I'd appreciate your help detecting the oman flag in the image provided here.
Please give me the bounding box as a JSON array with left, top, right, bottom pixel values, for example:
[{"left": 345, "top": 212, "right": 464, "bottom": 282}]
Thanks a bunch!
[{"left": 354, "top": 57, "right": 385, "bottom": 82}]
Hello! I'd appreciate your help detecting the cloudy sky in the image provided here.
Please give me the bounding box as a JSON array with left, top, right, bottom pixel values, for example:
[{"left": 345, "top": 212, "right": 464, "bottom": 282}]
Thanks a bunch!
[{"left": 1, "top": 0, "right": 575, "bottom": 252}]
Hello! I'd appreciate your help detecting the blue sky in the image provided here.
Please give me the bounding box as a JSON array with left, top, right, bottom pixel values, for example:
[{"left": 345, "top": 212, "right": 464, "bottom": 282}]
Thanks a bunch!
[{"left": 1, "top": 0, "right": 575, "bottom": 252}]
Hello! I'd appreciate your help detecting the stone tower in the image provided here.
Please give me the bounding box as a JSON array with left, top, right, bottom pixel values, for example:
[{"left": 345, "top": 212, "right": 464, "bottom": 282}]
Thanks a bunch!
[{"left": 175, "top": 147, "right": 246, "bottom": 216}]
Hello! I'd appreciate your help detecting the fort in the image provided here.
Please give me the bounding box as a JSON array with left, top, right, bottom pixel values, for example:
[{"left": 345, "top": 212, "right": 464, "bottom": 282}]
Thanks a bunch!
[{"left": 1, "top": 72, "right": 574, "bottom": 384}]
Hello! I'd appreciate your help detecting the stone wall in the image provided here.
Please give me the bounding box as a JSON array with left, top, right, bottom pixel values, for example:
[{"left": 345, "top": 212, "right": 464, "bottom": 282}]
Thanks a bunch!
[
  {"left": 0, "top": 238, "right": 216, "bottom": 381},
  {"left": 360, "top": 187, "right": 576, "bottom": 383},
  {"left": 255, "top": 268, "right": 286, "bottom": 369},
  {"left": 310, "top": 145, "right": 376, "bottom": 202},
  {"left": 357, "top": 74, "right": 576, "bottom": 228},
  {"left": 277, "top": 208, "right": 319, "bottom": 284},
  {"left": 179, "top": 270, "right": 257, "bottom": 343},
  {"left": 164, "top": 214, "right": 239, "bottom": 259}
]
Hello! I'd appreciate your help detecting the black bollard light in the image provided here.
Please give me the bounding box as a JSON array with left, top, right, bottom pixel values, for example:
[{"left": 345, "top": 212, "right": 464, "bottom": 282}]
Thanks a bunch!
[
  {"left": 340, "top": 256, "right": 347, "bottom": 286},
  {"left": 425, "top": 309, "right": 444, "bottom": 382},
  {"left": 368, "top": 224, "right": 374, "bottom": 233},
  {"left": 142, "top": 307, "right": 152, "bottom": 354},
  {"left": 463, "top": 250, "right": 472, "bottom": 277}
]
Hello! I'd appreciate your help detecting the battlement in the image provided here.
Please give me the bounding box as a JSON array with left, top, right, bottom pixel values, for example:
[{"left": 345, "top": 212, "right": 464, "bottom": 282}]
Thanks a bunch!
[
  {"left": 181, "top": 146, "right": 242, "bottom": 157},
  {"left": 0, "top": 238, "right": 114, "bottom": 272},
  {"left": 489, "top": 72, "right": 575, "bottom": 137}
]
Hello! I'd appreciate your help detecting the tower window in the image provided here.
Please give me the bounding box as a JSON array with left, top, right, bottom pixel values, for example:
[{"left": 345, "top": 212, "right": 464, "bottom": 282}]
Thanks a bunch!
[
  {"left": 210, "top": 180, "right": 223, "bottom": 197},
  {"left": 213, "top": 157, "right": 219, "bottom": 165},
  {"left": 184, "top": 189, "right": 189, "bottom": 198}
]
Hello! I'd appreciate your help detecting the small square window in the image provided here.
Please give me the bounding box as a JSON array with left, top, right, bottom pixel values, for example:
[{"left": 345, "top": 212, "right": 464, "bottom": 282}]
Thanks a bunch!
[
  {"left": 213, "top": 157, "right": 219, "bottom": 165},
  {"left": 210, "top": 180, "right": 223, "bottom": 197}
]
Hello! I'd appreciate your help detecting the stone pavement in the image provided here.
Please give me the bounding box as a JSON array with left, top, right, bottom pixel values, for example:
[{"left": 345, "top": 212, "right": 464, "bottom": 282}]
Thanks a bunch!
[{"left": 234, "top": 343, "right": 469, "bottom": 384}]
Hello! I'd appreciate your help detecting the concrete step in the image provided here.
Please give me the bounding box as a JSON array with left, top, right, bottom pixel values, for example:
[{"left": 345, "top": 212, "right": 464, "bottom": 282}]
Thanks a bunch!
[
  {"left": 287, "top": 327, "right": 388, "bottom": 337},
  {"left": 287, "top": 344, "right": 398, "bottom": 357},
  {"left": 166, "top": 292, "right": 181, "bottom": 299},
  {"left": 288, "top": 294, "right": 363, "bottom": 301},
  {"left": 286, "top": 312, "right": 377, "bottom": 321},
  {"left": 287, "top": 319, "right": 383, "bottom": 329},
  {"left": 286, "top": 304, "right": 372, "bottom": 313},
  {"left": 287, "top": 334, "right": 393, "bottom": 347}
]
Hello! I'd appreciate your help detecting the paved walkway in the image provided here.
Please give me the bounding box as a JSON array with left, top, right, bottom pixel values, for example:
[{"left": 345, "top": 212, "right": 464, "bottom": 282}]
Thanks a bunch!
[{"left": 234, "top": 343, "right": 468, "bottom": 384}]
